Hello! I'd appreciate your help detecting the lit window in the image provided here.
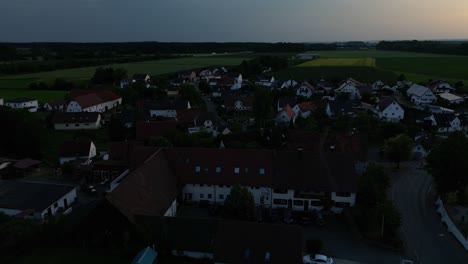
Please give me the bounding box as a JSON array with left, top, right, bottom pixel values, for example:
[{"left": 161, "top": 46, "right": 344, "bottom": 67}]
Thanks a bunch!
[
  {"left": 216, "top": 167, "right": 221, "bottom": 173},
  {"left": 234, "top": 168, "right": 240, "bottom": 174},
  {"left": 195, "top": 166, "right": 201, "bottom": 173},
  {"left": 259, "top": 168, "right": 265, "bottom": 175}
]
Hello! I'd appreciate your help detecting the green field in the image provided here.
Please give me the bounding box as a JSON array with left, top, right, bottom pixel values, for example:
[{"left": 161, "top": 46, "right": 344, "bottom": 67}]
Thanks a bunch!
[
  {"left": 0, "top": 89, "right": 67, "bottom": 104},
  {"left": 0, "top": 57, "right": 248, "bottom": 89},
  {"left": 274, "top": 66, "right": 398, "bottom": 82},
  {"left": 308, "top": 50, "right": 461, "bottom": 58},
  {"left": 297, "top": 58, "right": 375, "bottom": 67}
]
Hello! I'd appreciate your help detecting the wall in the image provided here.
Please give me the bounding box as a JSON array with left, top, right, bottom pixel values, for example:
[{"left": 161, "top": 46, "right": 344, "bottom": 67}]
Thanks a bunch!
[
  {"left": 436, "top": 198, "right": 468, "bottom": 250},
  {"left": 164, "top": 199, "right": 178, "bottom": 217},
  {"left": 150, "top": 109, "right": 177, "bottom": 118},
  {"left": 171, "top": 250, "right": 213, "bottom": 260},
  {"left": 54, "top": 120, "right": 100, "bottom": 130},
  {"left": 40, "top": 188, "right": 77, "bottom": 220}
]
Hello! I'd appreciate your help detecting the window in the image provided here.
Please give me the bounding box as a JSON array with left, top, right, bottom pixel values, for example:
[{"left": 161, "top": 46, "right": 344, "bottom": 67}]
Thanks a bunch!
[
  {"left": 200, "top": 194, "right": 204, "bottom": 199},
  {"left": 273, "top": 199, "right": 287, "bottom": 205},
  {"left": 75, "top": 123, "right": 80, "bottom": 127},
  {"left": 293, "top": 200, "right": 304, "bottom": 206},
  {"left": 310, "top": 200, "right": 322, "bottom": 206},
  {"left": 65, "top": 124, "right": 69, "bottom": 127},
  {"left": 216, "top": 167, "right": 221, "bottom": 173},
  {"left": 208, "top": 194, "right": 212, "bottom": 199},
  {"left": 195, "top": 166, "right": 201, "bottom": 173},
  {"left": 336, "top": 192, "right": 351, "bottom": 197},
  {"left": 234, "top": 167, "right": 240, "bottom": 174},
  {"left": 219, "top": 194, "right": 224, "bottom": 199},
  {"left": 259, "top": 168, "right": 265, "bottom": 175}
]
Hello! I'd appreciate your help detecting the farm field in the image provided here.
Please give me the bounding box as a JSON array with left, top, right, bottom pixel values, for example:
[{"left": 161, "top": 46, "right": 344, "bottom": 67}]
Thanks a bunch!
[
  {"left": 307, "top": 49, "right": 463, "bottom": 58},
  {"left": 274, "top": 66, "right": 398, "bottom": 82},
  {"left": 297, "top": 58, "right": 375, "bottom": 67},
  {"left": 0, "top": 57, "right": 248, "bottom": 89},
  {"left": 0, "top": 89, "right": 67, "bottom": 104}
]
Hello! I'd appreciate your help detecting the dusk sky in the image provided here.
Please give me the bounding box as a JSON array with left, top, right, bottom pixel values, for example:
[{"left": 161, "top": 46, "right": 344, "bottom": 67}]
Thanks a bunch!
[{"left": 1, "top": 0, "right": 468, "bottom": 42}]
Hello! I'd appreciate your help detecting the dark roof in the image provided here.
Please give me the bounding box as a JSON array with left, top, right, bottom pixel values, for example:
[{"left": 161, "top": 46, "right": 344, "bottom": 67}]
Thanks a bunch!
[
  {"left": 357, "top": 85, "right": 372, "bottom": 95},
  {"left": 278, "top": 98, "right": 297, "bottom": 109},
  {"left": 106, "top": 150, "right": 179, "bottom": 219},
  {"left": 274, "top": 151, "right": 358, "bottom": 192},
  {"left": 328, "top": 100, "right": 359, "bottom": 115},
  {"left": 166, "top": 217, "right": 218, "bottom": 253},
  {"left": 176, "top": 109, "right": 200, "bottom": 123},
  {"left": 45, "top": 99, "right": 67, "bottom": 107},
  {"left": 144, "top": 99, "right": 189, "bottom": 111},
  {"left": 108, "top": 141, "right": 158, "bottom": 170},
  {"left": 165, "top": 148, "right": 274, "bottom": 187},
  {"left": 296, "top": 101, "right": 321, "bottom": 112},
  {"left": 195, "top": 112, "right": 219, "bottom": 126},
  {"left": 73, "top": 94, "right": 103, "bottom": 109},
  {"left": 6, "top": 97, "right": 36, "bottom": 103},
  {"left": 0, "top": 180, "right": 76, "bottom": 212},
  {"left": 213, "top": 221, "right": 303, "bottom": 264},
  {"left": 377, "top": 96, "right": 396, "bottom": 111},
  {"left": 53, "top": 112, "right": 100, "bottom": 124},
  {"left": 136, "top": 121, "right": 177, "bottom": 141},
  {"left": 12, "top": 159, "right": 41, "bottom": 170},
  {"left": 95, "top": 90, "right": 120, "bottom": 102},
  {"left": 432, "top": 113, "right": 458, "bottom": 127},
  {"left": 59, "top": 140, "right": 93, "bottom": 157}
]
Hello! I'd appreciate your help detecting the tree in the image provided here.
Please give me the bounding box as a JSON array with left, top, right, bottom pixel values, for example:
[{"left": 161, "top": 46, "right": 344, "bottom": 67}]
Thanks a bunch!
[
  {"left": 426, "top": 132, "right": 468, "bottom": 195},
  {"left": 253, "top": 86, "right": 273, "bottom": 127},
  {"left": 198, "top": 80, "right": 211, "bottom": 95},
  {"left": 383, "top": 134, "right": 413, "bottom": 169},
  {"left": 179, "top": 84, "right": 206, "bottom": 109},
  {"left": 398, "top": 73, "right": 406, "bottom": 81},
  {"left": 223, "top": 185, "right": 255, "bottom": 221},
  {"left": 148, "top": 136, "right": 172, "bottom": 147}
]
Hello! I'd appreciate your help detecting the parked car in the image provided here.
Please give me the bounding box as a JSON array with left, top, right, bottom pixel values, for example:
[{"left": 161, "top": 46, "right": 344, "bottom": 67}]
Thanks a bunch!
[{"left": 303, "top": 254, "right": 333, "bottom": 264}]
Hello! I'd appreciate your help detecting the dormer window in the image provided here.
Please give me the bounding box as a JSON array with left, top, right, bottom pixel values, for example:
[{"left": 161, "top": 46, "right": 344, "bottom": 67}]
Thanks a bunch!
[
  {"left": 234, "top": 167, "right": 240, "bottom": 174},
  {"left": 195, "top": 166, "right": 201, "bottom": 173},
  {"left": 259, "top": 168, "right": 265, "bottom": 175}
]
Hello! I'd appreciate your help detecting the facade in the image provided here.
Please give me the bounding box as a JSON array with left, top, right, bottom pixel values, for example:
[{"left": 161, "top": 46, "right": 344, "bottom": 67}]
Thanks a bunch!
[
  {"left": 0, "top": 98, "right": 3, "bottom": 106},
  {"left": 377, "top": 97, "right": 404, "bottom": 122},
  {"left": 44, "top": 99, "right": 67, "bottom": 111},
  {"left": 276, "top": 105, "right": 296, "bottom": 124},
  {"left": 280, "top": 80, "right": 298, "bottom": 89},
  {"left": 425, "top": 114, "right": 463, "bottom": 133},
  {"left": 0, "top": 181, "right": 77, "bottom": 221},
  {"left": 53, "top": 112, "right": 101, "bottom": 130},
  {"left": 5, "top": 98, "right": 39, "bottom": 112},
  {"left": 335, "top": 82, "right": 361, "bottom": 100},
  {"left": 146, "top": 99, "right": 191, "bottom": 118},
  {"left": 427, "top": 80, "right": 455, "bottom": 94},
  {"left": 292, "top": 101, "right": 319, "bottom": 118},
  {"left": 439, "top": 93, "right": 464, "bottom": 104},
  {"left": 406, "top": 84, "right": 437, "bottom": 105},
  {"left": 295, "top": 82, "right": 314, "bottom": 98},
  {"left": 66, "top": 92, "right": 122, "bottom": 113},
  {"left": 59, "top": 140, "right": 97, "bottom": 165},
  {"left": 255, "top": 76, "right": 275, "bottom": 88}
]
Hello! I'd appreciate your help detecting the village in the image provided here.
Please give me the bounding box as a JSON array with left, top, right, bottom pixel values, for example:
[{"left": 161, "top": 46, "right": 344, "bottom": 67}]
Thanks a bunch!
[{"left": 1, "top": 56, "right": 468, "bottom": 264}]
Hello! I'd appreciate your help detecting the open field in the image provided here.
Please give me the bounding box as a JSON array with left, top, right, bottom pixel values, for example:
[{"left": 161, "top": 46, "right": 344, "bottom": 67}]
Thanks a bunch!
[
  {"left": 0, "top": 89, "right": 67, "bottom": 103},
  {"left": 297, "top": 58, "right": 375, "bottom": 67},
  {"left": 0, "top": 57, "right": 248, "bottom": 89},
  {"left": 308, "top": 49, "right": 464, "bottom": 58},
  {"left": 274, "top": 66, "right": 398, "bottom": 82}
]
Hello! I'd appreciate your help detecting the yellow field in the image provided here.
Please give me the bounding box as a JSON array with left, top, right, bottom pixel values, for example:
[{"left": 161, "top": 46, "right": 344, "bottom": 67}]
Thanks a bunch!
[{"left": 296, "top": 57, "right": 376, "bottom": 67}]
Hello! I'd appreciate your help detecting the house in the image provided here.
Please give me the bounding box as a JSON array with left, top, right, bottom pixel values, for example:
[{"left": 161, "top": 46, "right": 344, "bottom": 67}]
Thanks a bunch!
[
  {"left": 276, "top": 105, "right": 296, "bottom": 124},
  {"left": 334, "top": 80, "right": 362, "bottom": 99},
  {"left": 52, "top": 112, "right": 101, "bottom": 130},
  {"left": 0, "top": 180, "right": 77, "bottom": 221},
  {"left": 292, "top": 101, "right": 319, "bottom": 118},
  {"left": 326, "top": 99, "right": 359, "bottom": 117},
  {"left": 427, "top": 80, "right": 455, "bottom": 94},
  {"left": 44, "top": 99, "right": 67, "bottom": 111},
  {"left": 255, "top": 76, "right": 276, "bottom": 88},
  {"left": 425, "top": 113, "right": 463, "bottom": 133},
  {"left": 66, "top": 90, "right": 122, "bottom": 112},
  {"left": 59, "top": 140, "right": 97, "bottom": 165},
  {"left": 295, "top": 82, "right": 314, "bottom": 98},
  {"left": 5, "top": 98, "right": 39, "bottom": 112},
  {"left": 177, "top": 70, "right": 197, "bottom": 82},
  {"left": 406, "top": 84, "right": 437, "bottom": 105},
  {"left": 376, "top": 97, "right": 404, "bottom": 122},
  {"left": 296, "top": 53, "right": 320, "bottom": 59},
  {"left": 120, "top": 79, "right": 131, "bottom": 89},
  {"left": 223, "top": 96, "right": 253, "bottom": 113},
  {"left": 372, "top": 80, "right": 385, "bottom": 91},
  {"left": 0, "top": 159, "right": 42, "bottom": 179},
  {"left": 188, "top": 112, "right": 221, "bottom": 135},
  {"left": 132, "top": 74, "right": 151, "bottom": 83},
  {"left": 145, "top": 99, "right": 191, "bottom": 118},
  {"left": 412, "top": 132, "right": 434, "bottom": 160},
  {"left": 280, "top": 79, "right": 298, "bottom": 89},
  {"left": 0, "top": 98, "right": 3, "bottom": 106},
  {"left": 136, "top": 121, "right": 178, "bottom": 142},
  {"left": 213, "top": 221, "right": 303, "bottom": 264},
  {"left": 277, "top": 98, "right": 297, "bottom": 112},
  {"left": 439, "top": 93, "right": 464, "bottom": 104}
]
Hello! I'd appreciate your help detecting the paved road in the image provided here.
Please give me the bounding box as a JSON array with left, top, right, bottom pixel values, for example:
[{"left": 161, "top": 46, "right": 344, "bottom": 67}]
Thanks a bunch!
[{"left": 390, "top": 162, "right": 468, "bottom": 264}]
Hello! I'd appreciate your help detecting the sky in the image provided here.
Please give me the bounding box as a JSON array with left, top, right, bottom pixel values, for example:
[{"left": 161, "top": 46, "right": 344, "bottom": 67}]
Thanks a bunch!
[{"left": 1, "top": 0, "right": 468, "bottom": 42}]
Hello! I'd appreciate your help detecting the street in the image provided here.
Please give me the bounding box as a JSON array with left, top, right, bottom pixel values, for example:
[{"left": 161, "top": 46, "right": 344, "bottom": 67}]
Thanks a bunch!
[{"left": 389, "top": 162, "right": 468, "bottom": 264}]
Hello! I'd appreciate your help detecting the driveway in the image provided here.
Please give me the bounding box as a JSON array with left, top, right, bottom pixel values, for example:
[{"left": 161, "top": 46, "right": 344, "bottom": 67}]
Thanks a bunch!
[{"left": 389, "top": 162, "right": 468, "bottom": 264}]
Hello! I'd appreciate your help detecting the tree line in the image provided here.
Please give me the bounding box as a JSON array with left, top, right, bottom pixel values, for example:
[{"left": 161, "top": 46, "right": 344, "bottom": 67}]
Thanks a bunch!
[{"left": 376, "top": 40, "right": 468, "bottom": 55}]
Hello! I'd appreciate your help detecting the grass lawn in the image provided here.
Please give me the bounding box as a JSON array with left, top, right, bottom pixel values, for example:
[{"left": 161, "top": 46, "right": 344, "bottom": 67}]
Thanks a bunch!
[
  {"left": 0, "top": 57, "right": 248, "bottom": 89},
  {"left": 296, "top": 57, "right": 375, "bottom": 67},
  {"left": 308, "top": 49, "right": 465, "bottom": 58},
  {"left": 0, "top": 89, "right": 67, "bottom": 104},
  {"left": 13, "top": 247, "right": 130, "bottom": 264},
  {"left": 273, "top": 66, "right": 398, "bottom": 82}
]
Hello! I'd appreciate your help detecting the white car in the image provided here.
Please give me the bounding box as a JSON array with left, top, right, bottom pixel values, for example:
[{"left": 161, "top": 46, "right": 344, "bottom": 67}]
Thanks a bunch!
[{"left": 303, "top": 254, "right": 333, "bottom": 264}]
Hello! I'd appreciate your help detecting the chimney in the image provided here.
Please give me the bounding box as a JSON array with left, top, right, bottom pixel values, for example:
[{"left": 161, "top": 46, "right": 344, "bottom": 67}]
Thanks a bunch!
[{"left": 297, "top": 148, "right": 303, "bottom": 160}]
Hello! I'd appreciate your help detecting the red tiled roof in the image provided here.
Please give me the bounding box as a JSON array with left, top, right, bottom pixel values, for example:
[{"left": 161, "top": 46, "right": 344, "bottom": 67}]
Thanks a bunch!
[
  {"left": 59, "top": 140, "right": 93, "bottom": 157},
  {"left": 73, "top": 94, "right": 103, "bottom": 109},
  {"left": 176, "top": 109, "right": 200, "bottom": 123},
  {"left": 136, "top": 121, "right": 178, "bottom": 141},
  {"left": 297, "top": 101, "right": 320, "bottom": 112},
  {"left": 283, "top": 105, "right": 296, "bottom": 119},
  {"left": 95, "top": 90, "right": 120, "bottom": 102}
]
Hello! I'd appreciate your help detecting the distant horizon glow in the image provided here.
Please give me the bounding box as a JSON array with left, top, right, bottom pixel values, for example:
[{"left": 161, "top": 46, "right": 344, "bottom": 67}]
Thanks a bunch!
[{"left": 1, "top": 0, "right": 467, "bottom": 42}]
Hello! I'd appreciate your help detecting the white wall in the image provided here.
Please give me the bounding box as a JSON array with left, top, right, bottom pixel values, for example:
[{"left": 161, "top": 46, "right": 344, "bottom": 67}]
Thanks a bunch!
[
  {"left": 0, "top": 98, "right": 3, "bottom": 106},
  {"left": 436, "top": 198, "right": 468, "bottom": 250},
  {"left": 150, "top": 109, "right": 177, "bottom": 118},
  {"left": 54, "top": 118, "right": 101, "bottom": 130},
  {"left": 164, "top": 199, "right": 178, "bottom": 217},
  {"left": 39, "top": 188, "right": 77, "bottom": 220}
]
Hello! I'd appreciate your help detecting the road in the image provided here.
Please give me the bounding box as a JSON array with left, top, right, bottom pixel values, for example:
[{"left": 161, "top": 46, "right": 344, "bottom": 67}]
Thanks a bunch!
[{"left": 390, "top": 162, "right": 468, "bottom": 264}]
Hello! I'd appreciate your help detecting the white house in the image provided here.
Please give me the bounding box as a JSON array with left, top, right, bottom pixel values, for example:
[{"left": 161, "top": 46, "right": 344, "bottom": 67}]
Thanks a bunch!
[
  {"left": 0, "top": 98, "right": 3, "bottom": 106},
  {"left": 59, "top": 140, "right": 97, "bottom": 165},
  {"left": 439, "top": 93, "right": 465, "bottom": 104},
  {"left": 223, "top": 96, "right": 253, "bottom": 112},
  {"left": 0, "top": 181, "right": 77, "bottom": 221},
  {"left": 280, "top": 80, "right": 298, "bottom": 89},
  {"left": 276, "top": 105, "right": 296, "bottom": 124},
  {"left": 406, "top": 84, "right": 437, "bottom": 105},
  {"left": 372, "top": 80, "right": 385, "bottom": 91},
  {"left": 44, "top": 99, "right": 67, "bottom": 111},
  {"left": 66, "top": 91, "right": 122, "bottom": 113},
  {"left": 377, "top": 97, "right": 404, "bottom": 122},
  {"left": 295, "top": 82, "right": 314, "bottom": 98},
  {"left": 334, "top": 81, "right": 361, "bottom": 99},
  {"left": 52, "top": 112, "right": 101, "bottom": 130},
  {"left": 425, "top": 113, "right": 463, "bottom": 133},
  {"left": 427, "top": 80, "right": 455, "bottom": 94},
  {"left": 147, "top": 99, "right": 191, "bottom": 118},
  {"left": 292, "top": 101, "right": 319, "bottom": 118},
  {"left": 132, "top": 74, "right": 151, "bottom": 83},
  {"left": 231, "top": 74, "right": 243, "bottom": 90},
  {"left": 255, "top": 76, "right": 275, "bottom": 88},
  {"left": 5, "top": 98, "right": 39, "bottom": 112}
]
